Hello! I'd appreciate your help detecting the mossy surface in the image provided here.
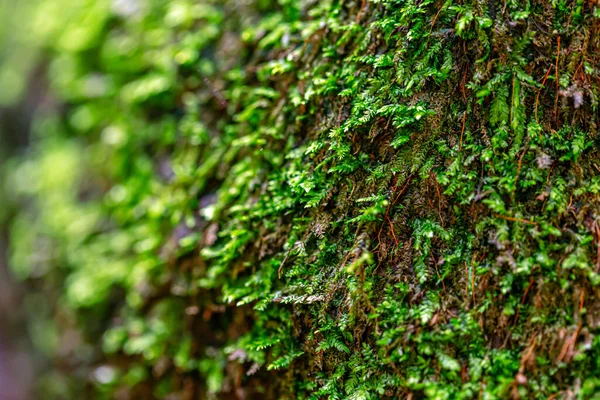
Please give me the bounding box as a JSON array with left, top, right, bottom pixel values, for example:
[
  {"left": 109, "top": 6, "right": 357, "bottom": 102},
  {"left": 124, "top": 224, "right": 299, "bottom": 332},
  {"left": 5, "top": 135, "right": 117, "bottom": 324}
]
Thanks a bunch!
[{"left": 2, "top": 0, "right": 600, "bottom": 398}]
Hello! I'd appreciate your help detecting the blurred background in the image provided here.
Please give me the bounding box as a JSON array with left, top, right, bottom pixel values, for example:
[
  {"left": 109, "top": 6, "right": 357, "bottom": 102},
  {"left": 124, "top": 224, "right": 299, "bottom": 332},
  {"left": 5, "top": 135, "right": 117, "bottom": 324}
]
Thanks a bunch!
[
  {"left": 1, "top": 2, "right": 49, "bottom": 398},
  {"left": 0, "top": 0, "right": 247, "bottom": 397}
]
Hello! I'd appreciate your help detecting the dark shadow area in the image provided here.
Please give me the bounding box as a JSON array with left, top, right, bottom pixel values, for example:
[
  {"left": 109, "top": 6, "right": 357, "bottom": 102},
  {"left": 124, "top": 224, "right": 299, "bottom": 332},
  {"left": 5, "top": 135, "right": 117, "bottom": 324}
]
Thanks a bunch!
[{"left": 0, "top": 66, "right": 48, "bottom": 400}]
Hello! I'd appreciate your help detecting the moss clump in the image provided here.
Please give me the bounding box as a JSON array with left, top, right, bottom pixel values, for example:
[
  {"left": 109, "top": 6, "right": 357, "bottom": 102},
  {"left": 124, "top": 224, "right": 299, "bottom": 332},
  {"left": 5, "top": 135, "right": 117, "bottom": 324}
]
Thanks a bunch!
[{"left": 2, "top": 0, "right": 600, "bottom": 398}]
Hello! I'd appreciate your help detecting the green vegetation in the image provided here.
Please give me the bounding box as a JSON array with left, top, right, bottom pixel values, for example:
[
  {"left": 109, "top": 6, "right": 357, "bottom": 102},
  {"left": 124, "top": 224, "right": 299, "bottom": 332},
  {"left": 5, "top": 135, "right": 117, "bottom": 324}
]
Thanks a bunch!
[{"left": 2, "top": 0, "right": 600, "bottom": 398}]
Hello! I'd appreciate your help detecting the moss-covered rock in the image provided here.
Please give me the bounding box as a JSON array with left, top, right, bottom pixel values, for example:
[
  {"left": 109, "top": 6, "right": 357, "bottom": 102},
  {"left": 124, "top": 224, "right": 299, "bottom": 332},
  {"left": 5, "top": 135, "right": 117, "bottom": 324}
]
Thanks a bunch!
[{"left": 2, "top": 0, "right": 600, "bottom": 398}]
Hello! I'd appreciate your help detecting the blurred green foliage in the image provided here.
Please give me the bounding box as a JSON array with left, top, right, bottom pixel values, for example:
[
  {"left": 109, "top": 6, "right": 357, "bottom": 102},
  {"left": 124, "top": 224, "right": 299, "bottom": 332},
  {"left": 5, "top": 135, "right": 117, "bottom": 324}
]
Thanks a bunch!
[{"left": 2, "top": 0, "right": 600, "bottom": 398}]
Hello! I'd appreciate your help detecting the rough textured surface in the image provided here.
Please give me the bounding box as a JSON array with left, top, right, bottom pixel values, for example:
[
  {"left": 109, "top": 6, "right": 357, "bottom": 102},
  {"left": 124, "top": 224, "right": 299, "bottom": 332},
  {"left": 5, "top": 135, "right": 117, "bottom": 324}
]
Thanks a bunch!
[{"left": 2, "top": 0, "right": 600, "bottom": 398}]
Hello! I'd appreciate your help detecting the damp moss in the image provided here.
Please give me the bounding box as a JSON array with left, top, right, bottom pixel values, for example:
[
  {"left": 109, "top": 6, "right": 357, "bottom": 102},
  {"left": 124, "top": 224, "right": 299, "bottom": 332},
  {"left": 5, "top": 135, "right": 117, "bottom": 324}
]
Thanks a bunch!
[{"left": 2, "top": 0, "right": 600, "bottom": 398}]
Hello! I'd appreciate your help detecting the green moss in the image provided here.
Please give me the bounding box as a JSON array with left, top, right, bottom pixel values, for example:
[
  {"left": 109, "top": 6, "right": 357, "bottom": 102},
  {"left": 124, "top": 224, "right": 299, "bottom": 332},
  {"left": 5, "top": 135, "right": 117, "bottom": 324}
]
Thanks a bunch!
[{"left": 2, "top": 0, "right": 600, "bottom": 398}]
